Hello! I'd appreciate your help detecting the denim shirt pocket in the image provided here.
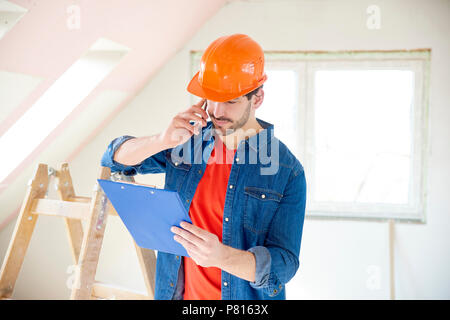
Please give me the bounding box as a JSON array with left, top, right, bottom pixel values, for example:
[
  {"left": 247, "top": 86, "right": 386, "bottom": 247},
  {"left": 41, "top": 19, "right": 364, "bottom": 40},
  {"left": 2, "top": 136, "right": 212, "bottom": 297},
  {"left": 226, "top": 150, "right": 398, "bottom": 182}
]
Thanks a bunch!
[
  {"left": 164, "top": 151, "right": 192, "bottom": 192},
  {"left": 244, "top": 186, "right": 283, "bottom": 235}
]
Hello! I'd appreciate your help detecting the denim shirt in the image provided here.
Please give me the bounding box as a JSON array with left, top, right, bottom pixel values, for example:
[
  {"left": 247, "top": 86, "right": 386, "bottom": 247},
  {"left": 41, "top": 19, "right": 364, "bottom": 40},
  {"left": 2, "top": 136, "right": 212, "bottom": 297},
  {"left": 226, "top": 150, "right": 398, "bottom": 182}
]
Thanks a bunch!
[{"left": 100, "top": 118, "right": 307, "bottom": 300}]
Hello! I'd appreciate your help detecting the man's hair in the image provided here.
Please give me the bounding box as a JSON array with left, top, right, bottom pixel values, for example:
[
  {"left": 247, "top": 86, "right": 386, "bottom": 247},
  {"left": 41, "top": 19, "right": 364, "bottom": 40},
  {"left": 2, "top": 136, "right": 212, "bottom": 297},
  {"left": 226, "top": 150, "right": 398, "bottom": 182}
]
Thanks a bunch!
[{"left": 244, "top": 85, "right": 263, "bottom": 101}]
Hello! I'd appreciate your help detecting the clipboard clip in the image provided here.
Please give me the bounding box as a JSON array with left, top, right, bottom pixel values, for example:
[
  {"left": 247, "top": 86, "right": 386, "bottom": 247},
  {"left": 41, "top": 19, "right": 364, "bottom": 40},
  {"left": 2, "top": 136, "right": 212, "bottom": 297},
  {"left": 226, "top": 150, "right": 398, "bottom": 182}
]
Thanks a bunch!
[
  {"left": 111, "top": 172, "right": 133, "bottom": 182},
  {"left": 109, "top": 172, "right": 159, "bottom": 189}
]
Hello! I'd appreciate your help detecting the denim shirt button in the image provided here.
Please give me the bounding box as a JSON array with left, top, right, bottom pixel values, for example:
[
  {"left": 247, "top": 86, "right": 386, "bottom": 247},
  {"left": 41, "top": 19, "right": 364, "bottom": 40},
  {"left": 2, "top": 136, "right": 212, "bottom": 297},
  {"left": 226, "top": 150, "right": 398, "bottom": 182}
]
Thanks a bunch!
[
  {"left": 223, "top": 282, "right": 228, "bottom": 286},
  {"left": 170, "top": 282, "right": 174, "bottom": 287},
  {"left": 261, "top": 194, "right": 266, "bottom": 199},
  {"left": 225, "top": 217, "right": 229, "bottom": 222},
  {"left": 229, "top": 185, "right": 233, "bottom": 189}
]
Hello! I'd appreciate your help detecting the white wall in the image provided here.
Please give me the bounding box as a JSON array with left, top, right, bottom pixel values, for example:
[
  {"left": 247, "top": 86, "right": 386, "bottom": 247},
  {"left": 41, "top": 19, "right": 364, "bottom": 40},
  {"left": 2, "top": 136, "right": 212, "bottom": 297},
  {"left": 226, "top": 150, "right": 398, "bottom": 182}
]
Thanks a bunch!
[{"left": 1, "top": 0, "right": 449, "bottom": 299}]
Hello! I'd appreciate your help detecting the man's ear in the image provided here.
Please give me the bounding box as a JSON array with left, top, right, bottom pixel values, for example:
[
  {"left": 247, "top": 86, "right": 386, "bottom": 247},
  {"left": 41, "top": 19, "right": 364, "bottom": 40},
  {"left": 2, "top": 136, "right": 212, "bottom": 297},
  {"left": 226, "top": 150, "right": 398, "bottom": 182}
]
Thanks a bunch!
[{"left": 252, "top": 88, "right": 264, "bottom": 110}]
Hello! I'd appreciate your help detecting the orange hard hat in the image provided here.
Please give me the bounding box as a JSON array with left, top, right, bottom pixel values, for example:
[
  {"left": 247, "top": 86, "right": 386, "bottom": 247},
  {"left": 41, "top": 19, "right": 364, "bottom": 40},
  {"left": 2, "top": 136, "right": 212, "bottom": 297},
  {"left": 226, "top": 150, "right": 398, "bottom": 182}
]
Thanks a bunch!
[{"left": 187, "top": 34, "right": 267, "bottom": 102}]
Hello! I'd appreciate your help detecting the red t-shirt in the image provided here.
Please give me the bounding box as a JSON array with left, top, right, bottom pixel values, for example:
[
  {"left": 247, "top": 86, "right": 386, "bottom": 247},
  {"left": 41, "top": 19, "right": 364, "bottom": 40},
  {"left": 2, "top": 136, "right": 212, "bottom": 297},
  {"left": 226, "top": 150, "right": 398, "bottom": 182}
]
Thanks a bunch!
[{"left": 183, "top": 135, "right": 237, "bottom": 300}]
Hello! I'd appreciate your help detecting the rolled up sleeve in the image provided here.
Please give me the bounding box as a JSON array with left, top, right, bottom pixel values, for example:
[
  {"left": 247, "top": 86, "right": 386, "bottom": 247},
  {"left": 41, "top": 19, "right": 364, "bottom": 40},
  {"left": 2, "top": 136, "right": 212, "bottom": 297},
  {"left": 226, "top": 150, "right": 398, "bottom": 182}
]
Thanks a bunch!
[
  {"left": 248, "top": 164, "right": 307, "bottom": 297},
  {"left": 247, "top": 246, "right": 271, "bottom": 287},
  {"left": 100, "top": 135, "right": 168, "bottom": 175}
]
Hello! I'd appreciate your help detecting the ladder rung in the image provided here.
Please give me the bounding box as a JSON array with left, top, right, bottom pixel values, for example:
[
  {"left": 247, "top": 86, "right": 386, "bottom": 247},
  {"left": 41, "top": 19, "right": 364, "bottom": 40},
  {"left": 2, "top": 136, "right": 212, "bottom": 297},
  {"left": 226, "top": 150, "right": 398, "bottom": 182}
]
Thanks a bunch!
[
  {"left": 68, "top": 196, "right": 119, "bottom": 216},
  {"left": 30, "top": 198, "right": 119, "bottom": 219},
  {"left": 68, "top": 196, "right": 91, "bottom": 203},
  {"left": 69, "top": 196, "right": 119, "bottom": 216},
  {"left": 91, "top": 282, "right": 150, "bottom": 300},
  {"left": 30, "top": 199, "right": 90, "bottom": 220}
]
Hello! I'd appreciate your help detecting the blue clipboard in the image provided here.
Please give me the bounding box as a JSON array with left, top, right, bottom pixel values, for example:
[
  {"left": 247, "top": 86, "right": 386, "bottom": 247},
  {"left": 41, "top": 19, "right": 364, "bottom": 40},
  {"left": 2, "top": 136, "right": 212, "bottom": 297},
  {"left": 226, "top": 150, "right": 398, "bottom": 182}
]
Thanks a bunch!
[{"left": 97, "top": 179, "right": 192, "bottom": 257}]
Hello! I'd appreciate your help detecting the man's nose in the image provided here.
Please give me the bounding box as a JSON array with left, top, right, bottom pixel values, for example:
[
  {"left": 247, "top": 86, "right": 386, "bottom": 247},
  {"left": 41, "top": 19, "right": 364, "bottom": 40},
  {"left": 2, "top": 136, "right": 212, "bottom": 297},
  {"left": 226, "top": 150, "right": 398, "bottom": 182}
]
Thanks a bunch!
[{"left": 209, "top": 101, "right": 227, "bottom": 119}]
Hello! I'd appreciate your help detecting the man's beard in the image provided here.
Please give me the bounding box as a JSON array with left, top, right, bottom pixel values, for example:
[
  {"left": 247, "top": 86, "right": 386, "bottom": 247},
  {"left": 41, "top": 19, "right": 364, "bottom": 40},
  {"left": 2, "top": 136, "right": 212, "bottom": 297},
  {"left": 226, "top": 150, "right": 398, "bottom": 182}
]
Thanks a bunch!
[{"left": 212, "top": 101, "right": 251, "bottom": 136}]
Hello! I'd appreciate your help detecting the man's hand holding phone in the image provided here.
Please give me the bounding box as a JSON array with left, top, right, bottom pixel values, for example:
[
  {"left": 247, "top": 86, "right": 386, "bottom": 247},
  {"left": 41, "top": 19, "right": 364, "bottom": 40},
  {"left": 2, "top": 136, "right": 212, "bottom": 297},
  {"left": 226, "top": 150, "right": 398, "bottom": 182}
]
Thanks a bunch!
[{"left": 159, "top": 99, "right": 208, "bottom": 149}]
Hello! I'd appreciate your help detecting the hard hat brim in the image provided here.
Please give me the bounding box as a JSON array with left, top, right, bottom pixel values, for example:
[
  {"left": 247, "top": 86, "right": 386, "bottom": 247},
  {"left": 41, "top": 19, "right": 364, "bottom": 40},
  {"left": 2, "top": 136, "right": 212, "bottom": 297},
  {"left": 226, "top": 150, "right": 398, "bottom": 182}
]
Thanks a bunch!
[{"left": 187, "top": 71, "right": 267, "bottom": 103}]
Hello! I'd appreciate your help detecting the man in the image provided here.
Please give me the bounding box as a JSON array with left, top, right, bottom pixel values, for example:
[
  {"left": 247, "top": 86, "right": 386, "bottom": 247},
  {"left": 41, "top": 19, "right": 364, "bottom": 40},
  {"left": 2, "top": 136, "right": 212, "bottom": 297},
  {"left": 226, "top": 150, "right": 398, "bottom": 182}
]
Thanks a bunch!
[{"left": 101, "top": 34, "right": 307, "bottom": 300}]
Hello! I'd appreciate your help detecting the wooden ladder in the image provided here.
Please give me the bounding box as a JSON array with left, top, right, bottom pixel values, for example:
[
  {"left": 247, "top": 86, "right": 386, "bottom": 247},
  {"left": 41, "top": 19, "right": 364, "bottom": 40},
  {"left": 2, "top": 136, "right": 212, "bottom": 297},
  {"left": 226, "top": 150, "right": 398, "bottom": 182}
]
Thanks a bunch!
[{"left": 0, "top": 163, "right": 157, "bottom": 300}]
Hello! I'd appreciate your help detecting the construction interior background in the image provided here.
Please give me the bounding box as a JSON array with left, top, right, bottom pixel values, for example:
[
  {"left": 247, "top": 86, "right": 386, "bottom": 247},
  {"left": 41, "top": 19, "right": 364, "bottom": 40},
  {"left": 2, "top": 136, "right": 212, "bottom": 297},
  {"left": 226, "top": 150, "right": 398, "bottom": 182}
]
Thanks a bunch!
[{"left": 0, "top": 0, "right": 449, "bottom": 299}]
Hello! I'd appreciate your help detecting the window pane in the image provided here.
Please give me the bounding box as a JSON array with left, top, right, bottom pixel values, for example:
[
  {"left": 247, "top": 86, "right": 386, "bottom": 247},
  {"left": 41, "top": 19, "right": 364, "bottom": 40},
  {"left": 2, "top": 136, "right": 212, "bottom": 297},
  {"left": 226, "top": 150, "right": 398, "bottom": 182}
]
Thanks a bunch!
[
  {"left": 258, "top": 69, "right": 298, "bottom": 154},
  {"left": 0, "top": 38, "right": 128, "bottom": 183},
  {"left": 313, "top": 70, "right": 414, "bottom": 204}
]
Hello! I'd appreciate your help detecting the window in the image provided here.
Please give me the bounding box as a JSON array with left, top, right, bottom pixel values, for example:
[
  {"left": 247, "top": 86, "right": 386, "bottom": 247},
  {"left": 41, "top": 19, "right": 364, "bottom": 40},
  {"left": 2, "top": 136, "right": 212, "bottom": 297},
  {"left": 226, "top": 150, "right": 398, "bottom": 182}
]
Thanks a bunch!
[
  {"left": 190, "top": 50, "right": 430, "bottom": 221},
  {"left": 258, "top": 68, "right": 299, "bottom": 155},
  {"left": 0, "top": 1, "right": 27, "bottom": 40},
  {"left": 0, "top": 38, "right": 129, "bottom": 183}
]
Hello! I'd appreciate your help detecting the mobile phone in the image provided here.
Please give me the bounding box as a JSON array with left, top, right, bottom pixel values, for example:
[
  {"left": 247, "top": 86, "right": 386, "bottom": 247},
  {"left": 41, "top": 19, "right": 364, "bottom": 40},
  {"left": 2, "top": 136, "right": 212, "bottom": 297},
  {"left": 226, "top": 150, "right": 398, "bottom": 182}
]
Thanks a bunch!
[
  {"left": 191, "top": 99, "right": 208, "bottom": 135},
  {"left": 203, "top": 100, "right": 208, "bottom": 118}
]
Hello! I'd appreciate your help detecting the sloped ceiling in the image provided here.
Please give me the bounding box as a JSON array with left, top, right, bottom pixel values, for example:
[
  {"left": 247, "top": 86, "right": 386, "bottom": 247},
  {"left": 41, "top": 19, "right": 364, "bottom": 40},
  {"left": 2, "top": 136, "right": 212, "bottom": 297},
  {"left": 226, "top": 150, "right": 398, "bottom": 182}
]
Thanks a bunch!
[{"left": 0, "top": 0, "right": 227, "bottom": 229}]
